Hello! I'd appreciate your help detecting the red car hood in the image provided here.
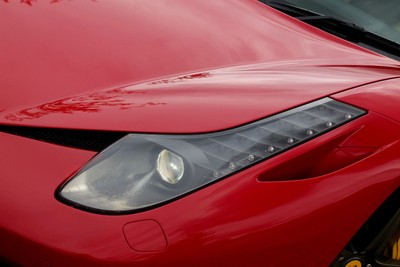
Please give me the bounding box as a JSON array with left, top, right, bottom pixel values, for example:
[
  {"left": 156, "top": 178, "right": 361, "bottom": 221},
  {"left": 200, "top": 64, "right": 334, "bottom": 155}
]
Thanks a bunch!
[{"left": 1, "top": 0, "right": 400, "bottom": 133}]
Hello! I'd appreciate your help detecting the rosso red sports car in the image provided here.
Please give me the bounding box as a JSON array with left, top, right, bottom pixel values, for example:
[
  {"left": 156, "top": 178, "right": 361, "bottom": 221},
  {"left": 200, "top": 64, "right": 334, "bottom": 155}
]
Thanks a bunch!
[{"left": 1, "top": 0, "right": 400, "bottom": 266}]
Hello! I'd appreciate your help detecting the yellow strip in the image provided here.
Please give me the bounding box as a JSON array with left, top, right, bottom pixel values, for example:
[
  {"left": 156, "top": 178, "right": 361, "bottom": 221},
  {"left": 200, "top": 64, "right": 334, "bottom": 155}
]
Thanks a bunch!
[
  {"left": 397, "top": 238, "right": 400, "bottom": 260},
  {"left": 393, "top": 240, "right": 398, "bottom": 260}
]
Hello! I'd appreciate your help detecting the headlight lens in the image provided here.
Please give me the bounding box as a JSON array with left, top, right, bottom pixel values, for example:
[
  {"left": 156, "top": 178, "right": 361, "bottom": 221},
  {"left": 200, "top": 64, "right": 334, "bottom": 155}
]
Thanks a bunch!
[
  {"left": 58, "top": 98, "right": 365, "bottom": 213},
  {"left": 157, "top": 149, "right": 185, "bottom": 184}
]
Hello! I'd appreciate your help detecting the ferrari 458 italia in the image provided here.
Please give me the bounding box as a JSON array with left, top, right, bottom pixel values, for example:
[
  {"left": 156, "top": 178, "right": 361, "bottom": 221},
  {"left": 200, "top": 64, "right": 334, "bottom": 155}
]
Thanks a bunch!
[{"left": 1, "top": 0, "right": 400, "bottom": 266}]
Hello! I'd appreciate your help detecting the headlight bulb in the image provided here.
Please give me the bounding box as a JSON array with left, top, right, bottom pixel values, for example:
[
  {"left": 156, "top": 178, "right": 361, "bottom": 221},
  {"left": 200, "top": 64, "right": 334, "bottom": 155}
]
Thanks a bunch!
[{"left": 157, "top": 149, "right": 184, "bottom": 184}]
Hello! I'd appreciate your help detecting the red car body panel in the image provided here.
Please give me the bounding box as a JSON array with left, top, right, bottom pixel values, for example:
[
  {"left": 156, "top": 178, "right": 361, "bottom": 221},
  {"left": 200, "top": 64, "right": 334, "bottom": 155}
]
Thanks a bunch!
[
  {"left": 2, "top": 62, "right": 400, "bottom": 133},
  {"left": 1, "top": 0, "right": 400, "bottom": 133},
  {"left": 1, "top": 0, "right": 400, "bottom": 267},
  {"left": 1, "top": 110, "right": 400, "bottom": 267}
]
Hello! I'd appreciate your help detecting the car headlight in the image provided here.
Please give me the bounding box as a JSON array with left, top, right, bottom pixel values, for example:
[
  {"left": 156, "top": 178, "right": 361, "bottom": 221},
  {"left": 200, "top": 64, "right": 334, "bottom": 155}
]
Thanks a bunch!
[{"left": 58, "top": 98, "right": 365, "bottom": 213}]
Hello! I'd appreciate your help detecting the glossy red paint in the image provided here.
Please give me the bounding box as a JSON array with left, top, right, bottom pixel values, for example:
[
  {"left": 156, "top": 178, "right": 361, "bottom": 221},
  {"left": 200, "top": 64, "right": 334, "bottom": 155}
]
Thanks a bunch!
[
  {"left": 1, "top": 0, "right": 400, "bottom": 267},
  {"left": 1, "top": 0, "right": 399, "bottom": 133},
  {"left": 2, "top": 62, "right": 400, "bottom": 133},
  {"left": 333, "top": 79, "right": 400, "bottom": 124},
  {"left": 1, "top": 108, "right": 400, "bottom": 267}
]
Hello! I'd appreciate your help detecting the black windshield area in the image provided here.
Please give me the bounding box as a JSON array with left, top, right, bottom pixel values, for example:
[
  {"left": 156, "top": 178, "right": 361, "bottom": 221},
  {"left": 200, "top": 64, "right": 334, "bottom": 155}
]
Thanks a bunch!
[
  {"left": 260, "top": 0, "right": 400, "bottom": 61},
  {"left": 271, "top": 0, "right": 400, "bottom": 44}
]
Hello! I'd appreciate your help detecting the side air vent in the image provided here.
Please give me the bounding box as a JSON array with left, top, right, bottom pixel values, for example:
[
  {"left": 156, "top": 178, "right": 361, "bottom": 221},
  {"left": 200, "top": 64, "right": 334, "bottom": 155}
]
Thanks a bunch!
[{"left": 0, "top": 126, "right": 127, "bottom": 152}]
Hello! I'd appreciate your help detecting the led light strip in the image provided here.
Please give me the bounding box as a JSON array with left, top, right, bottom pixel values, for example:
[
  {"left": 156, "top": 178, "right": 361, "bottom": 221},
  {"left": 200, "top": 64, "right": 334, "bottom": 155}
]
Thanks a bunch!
[{"left": 176, "top": 98, "right": 365, "bottom": 180}]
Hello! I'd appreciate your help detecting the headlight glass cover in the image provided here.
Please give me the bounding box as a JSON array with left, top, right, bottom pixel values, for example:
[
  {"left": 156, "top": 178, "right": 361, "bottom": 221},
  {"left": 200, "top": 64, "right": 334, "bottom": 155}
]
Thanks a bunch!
[{"left": 58, "top": 98, "right": 365, "bottom": 213}]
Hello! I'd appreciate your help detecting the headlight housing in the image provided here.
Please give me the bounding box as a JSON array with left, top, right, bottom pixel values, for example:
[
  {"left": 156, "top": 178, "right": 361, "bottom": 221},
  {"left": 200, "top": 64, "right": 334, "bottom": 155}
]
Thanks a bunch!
[{"left": 58, "top": 98, "right": 365, "bottom": 213}]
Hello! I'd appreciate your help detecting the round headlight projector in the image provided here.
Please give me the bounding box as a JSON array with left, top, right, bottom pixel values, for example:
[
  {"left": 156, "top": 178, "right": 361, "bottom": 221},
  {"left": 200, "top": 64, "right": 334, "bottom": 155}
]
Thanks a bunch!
[{"left": 157, "top": 149, "right": 185, "bottom": 184}]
